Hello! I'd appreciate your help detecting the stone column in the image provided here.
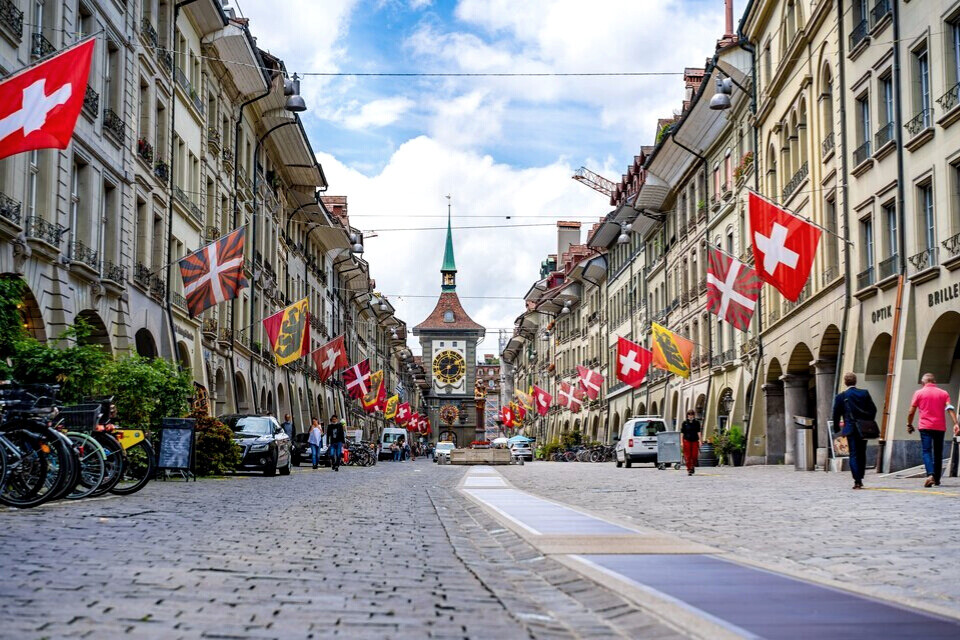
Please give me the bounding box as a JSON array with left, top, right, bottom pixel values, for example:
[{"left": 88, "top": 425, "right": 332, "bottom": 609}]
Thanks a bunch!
[
  {"left": 762, "top": 382, "right": 785, "bottom": 464},
  {"left": 780, "top": 374, "right": 810, "bottom": 466},
  {"left": 812, "top": 359, "right": 837, "bottom": 459}
]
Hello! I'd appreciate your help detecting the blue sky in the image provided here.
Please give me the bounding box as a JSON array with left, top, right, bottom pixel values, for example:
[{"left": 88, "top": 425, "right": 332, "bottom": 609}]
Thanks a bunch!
[{"left": 240, "top": 0, "right": 725, "bottom": 353}]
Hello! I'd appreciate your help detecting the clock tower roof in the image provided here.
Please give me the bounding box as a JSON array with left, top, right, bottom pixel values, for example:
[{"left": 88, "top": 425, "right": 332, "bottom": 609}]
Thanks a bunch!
[{"left": 413, "top": 292, "right": 485, "bottom": 333}]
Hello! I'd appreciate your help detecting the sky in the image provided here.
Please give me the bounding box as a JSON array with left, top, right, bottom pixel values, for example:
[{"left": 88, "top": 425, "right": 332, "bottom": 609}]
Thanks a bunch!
[{"left": 238, "top": 0, "right": 725, "bottom": 356}]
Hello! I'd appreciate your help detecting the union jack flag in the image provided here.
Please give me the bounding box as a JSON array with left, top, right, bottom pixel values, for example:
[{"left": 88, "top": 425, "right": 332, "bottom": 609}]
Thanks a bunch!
[{"left": 178, "top": 227, "right": 247, "bottom": 317}]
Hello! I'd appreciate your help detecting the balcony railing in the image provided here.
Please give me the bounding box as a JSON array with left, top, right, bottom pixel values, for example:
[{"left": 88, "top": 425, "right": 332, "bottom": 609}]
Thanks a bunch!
[
  {"left": 823, "top": 265, "right": 839, "bottom": 283},
  {"left": 877, "top": 254, "right": 898, "bottom": 280},
  {"left": 30, "top": 32, "right": 55, "bottom": 58},
  {"left": 222, "top": 149, "right": 234, "bottom": 171},
  {"left": 154, "top": 159, "right": 169, "bottom": 182},
  {"left": 103, "top": 259, "right": 124, "bottom": 284},
  {"left": 207, "top": 128, "right": 221, "bottom": 154},
  {"left": 1, "top": 0, "right": 24, "bottom": 41},
  {"left": 25, "top": 216, "right": 65, "bottom": 245},
  {"left": 82, "top": 85, "right": 99, "bottom": 118},
  {"left": 103, "top": 108, "right": 125, "bottom": 143},
  {"left": 852, "top": 140, "right": 871, "bottom": 166},
  {"left": 908, "top": 247, "right": 938, "bottom": 273},
  {"left": 171, "top": 291, "right": 187, "bottom": 310},
  {"left": 849, "top": 19, "right": 868, "bottom": 50},
  {"left": 219, "top": 328, "right": 234, "bottom": 344},
  {"left": 149, "top": 275, "right": 166, "bottom": 301},
  {"left": 782, "top": 161, "right": 808, "bottom": 201},
  {"left": 821, "top": 131, "right": 835, "bottom": 156},
  {"left": 157, "top": 49, "right": 172, "bottom": 74},
  {"left": 870, "top": 0, "right": 891, "bottom": 26},
  {"left": 133, "top": 262, "right": 152, "bottom": 288},
  {"left": 69, "top": 240, "right": 99, "bottom": 270},
  {"left": 904, "top": 108, "right": 933, "bottom": 136},
  {"left": 201, "top": 318, "right": 217, "bottom": 336},
  {"left": 856, "top": 266, "right": 875, "bottom": 290},
  {"left": 874, "top": 121, "right": 894, "bottom": 149},
  {"left": 0, "top": 192, "right": 22, "bottom": 225},
  {"left": 173, "top": 185, "right": 190, "bottom": 208},
  {"left": 204, "top": 225, "right": 220, "bottom": 241},
  {"left": 936, "top": 82, "right": 960, "bottom": 113},
  {"left": 943, "top": 232, "right": 960, "bottom": 259},
  {"left": 712, "top": 349, "right": 736, "bottom": 368},
  {"left": 698, "top": 277, "right": 707, "bottom": 293},
  {"left": 140, "top": 17, "right": 158, "bottom": 48},
  {"left": 136, "top": 137, "right": 153, "bottom": 164}
]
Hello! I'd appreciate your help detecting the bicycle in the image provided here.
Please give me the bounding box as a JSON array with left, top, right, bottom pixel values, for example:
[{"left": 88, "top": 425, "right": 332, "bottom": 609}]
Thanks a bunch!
[{"left": 84, "top": 397, "right": 156, "bottom": 495}]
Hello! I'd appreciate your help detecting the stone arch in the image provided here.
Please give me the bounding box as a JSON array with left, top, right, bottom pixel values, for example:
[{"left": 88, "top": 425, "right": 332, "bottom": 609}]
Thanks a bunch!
[
  {"left": 717, "top": 387, "right": 734, "bottom": 431},
  {"left": 135, "top": 328, "right": 157, "bottom": 358},
  {"left": 214, "top": 368, "right": 227, "bottom": 416},
  {"left": 798, "top": 98, "right": 808, "bottom": 166},
  {"left": 671, "top": 391, "right": 679, "bottom": 426},
  {"left": 650, "top": 401, "right": 658, "bottom": 416},
  {"left": 6, "top": 278, "right": 46, "bottom": 342},
  {"left": 259, "top": 386, "right": 267, "bottom": 413},
  {"left": 573, "top": 418, "right": 581, "bottom": 434},
  {"left": 865, "top": 333, "right": 891, "bottom": 379},
  {"left": 819, "top": 324, "right": 842, "bottom": 364},
  {"left": 277, "top": 383, "right": 286, "bottom": 419},
  {"left": 767, "top": 357, "right": 783, "bottom": 382},
  {"left": 75, "top": 309, "right": 112, "bottom": 354},
  {"left": 591, "top": 415, "right": 600, "bottom": 442},
  {"left": 176, "top": 341, "right": 191, "bottom": 371},
  {"left": 234, "top": 372, "right": 249, "bottom": 413},
  {"left": 637, "top": 402, "right": 646, "bottom": 415},
  {"left": 695, "top": 393, "right": 706, "bottom": 420},
  {"left": 918, "top": 311, "right": 960, "bottom": 385},
  {"left": 266, "top": 390, "right": 274, "bottom": 415},
  {"left": 562, "top": 419, "right": 570, "bottom": 434},
  {"left": 611, "top": 412, "right": 621, "bottom": 441},
  {"left": 787, "top": 343, "right": 814, "bottom": 375}
]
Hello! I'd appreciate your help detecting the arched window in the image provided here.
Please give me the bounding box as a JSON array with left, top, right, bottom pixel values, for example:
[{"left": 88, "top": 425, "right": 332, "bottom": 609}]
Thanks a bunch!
[
  {"left": 798, "top": 99, "right": 808, "bottom": 167},
  {"left": 821, "top": 66, "right": 834, "bottom": 139},
  {"left": 767, "top": 144, "right": 778, "bottom": 197}
]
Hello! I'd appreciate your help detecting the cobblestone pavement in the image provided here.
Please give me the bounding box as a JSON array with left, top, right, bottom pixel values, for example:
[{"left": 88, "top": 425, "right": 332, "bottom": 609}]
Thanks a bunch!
[
  {"left": 500, "top": 462, "right": 960, "bottom": 614},
  {"left": 0, "top": 460, "right": 683, "bottom": 639}
]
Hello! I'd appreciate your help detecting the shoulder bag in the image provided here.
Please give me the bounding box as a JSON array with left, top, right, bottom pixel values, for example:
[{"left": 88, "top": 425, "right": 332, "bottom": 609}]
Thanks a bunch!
[{"left": 845, "top": 394, "right": 880, "bottom": 439}]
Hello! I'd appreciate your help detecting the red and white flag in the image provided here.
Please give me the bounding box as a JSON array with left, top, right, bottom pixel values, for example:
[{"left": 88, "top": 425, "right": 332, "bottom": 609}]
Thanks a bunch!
[
  {"left": 748, "top": 191, "right": 821, "bottom": 302},
  {"left": 343, "top": 359, "right": 371, "bottom": 399},
  {"left": 706, "top": 248, "right": 762, "bottom": 332},
  {"left": 395, "top": 402, "right": 411, "bottom": 425},
  {"left": 616, "top": 336, "right": 652, "bottom": 388},
  {"left": 532, "top": 385, "right": 552, "bottom": 416},
  {"left": 311, "top": 335, "right": 348, "bottom": 382},
  {"left": 556, "top": 382, "right": 584, "bottom": 413},
  {"left": 0, "top": 39, "right": 95, "bottom": 161},
  {"left": 179, "top": 227, "right": 247, "bottom": 317},
  {"left": 576, "top": 365, "right": 603, "bottom": 400}
]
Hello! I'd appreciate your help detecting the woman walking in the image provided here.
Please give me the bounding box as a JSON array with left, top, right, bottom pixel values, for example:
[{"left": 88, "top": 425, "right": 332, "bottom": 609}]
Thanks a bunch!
[
  {"left": 681, "top": 410, "right": 701, "bottom": 476},
  {"left": 308, "top": 418, "right": 324, "bottom": 470}
]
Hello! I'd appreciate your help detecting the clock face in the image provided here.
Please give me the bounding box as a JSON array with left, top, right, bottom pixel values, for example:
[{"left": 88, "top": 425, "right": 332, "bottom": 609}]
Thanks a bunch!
[{"left": 433, "top": 349, "right": 466, "bottom": 385}]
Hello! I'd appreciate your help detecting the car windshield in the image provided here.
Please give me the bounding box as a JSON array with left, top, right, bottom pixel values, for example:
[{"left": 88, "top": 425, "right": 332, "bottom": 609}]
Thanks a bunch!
[
  {"left": 383, "top": 433, "right": 404, "bottom": 443},
  {"left": 230, "top": 417, "right": 274, "bottom": 435},
  {"left": 436, "top": 443, "right": 454, "bottom": 451},
  {"left": 633, "top": 421, "right": 665, "bottom": 437}
]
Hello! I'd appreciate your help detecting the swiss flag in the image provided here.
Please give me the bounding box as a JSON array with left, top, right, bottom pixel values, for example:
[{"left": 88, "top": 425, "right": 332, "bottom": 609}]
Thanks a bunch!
[
  {"left": 395, "top": 402, "right": 411, "bottom": 425},
  {"left": 617, "top": 336, "right": 652, "bottom": 388},
  {"left": 557, "top": 382, "right": 584, "bottom": 413},
  {"left": 576, "top": 365, "right": 603, "bottom": 400},
  {"left": 311, "top": 335, "right": 348, "bottom": 382},
  {"left": 0, "top": 39, "right": 96, "bottom": 161},
  {"left": 707, "top": 248, "right": 762, "bottom": 332},
  {"left": 532, "top": 385, "right": 552, "bottom": 416},
  {"left": 502, "top": 405, "right": 514, "bottom": 427},
  {"left": 342, "top": 359, "right": 371, "bottom": 399},
  {"left": 749, "top": 191, "right": 821, "bottom": 302}
]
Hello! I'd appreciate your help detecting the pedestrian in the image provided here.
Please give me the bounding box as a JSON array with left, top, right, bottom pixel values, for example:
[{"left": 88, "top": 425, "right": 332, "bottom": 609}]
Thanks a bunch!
[
  {"left": 680, "top": 410, "right": 701, "bottom": 476},
  {"left": 831, "top": 372, "right": 877, "bottom": 489},
  {"left": 906, "top": 373, "right": 960, "bottom": 487},
  {"left": 326, "top": 414, "right": 346, "bottom": 472},
  {"left": 281, "top": 413, "right": 294, "bottom": 441},
  {"left": 308, "top": 418, "right": 324, "bottom": 470},
  {"left": 392, "top": 438, "right": 401, "bottom": 462}
]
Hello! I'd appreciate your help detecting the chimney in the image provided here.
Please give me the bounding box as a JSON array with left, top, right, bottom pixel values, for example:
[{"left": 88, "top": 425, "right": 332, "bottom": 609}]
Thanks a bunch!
[
  {"left": 557, "top": 221, "right": 581, "bottom": 262},
  {"left": 725, "top": 0, "right": 735, "bottom": 39}
]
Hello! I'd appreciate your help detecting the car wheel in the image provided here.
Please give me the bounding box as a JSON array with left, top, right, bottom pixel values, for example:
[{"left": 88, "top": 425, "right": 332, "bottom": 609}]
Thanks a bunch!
[
  {"left": 615, "top": 457, "right": 623, "bottom": 468},
  {"left": 625, "top": 456, "right": 632, "bottom": 468},
  {"left": 279, "top": 458, "right": 291, "bottom": 476},
  {"left": 263, "top": 454, "right": 277, "bottom": 477}
]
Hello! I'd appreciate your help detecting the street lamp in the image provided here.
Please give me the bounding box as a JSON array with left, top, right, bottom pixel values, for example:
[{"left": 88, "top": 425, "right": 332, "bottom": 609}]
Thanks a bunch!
[
  {"left": 709, "top": 76, "right": 735, "bottom": 111},
  {"left": 617, "top": 222, "right": 631, "bottom": 244},
  {"left": 561, "top": 300, "right": 572, "bottom": 315},
  {"left": 283, "top": 73, "right": 307, "bottom": 112}
]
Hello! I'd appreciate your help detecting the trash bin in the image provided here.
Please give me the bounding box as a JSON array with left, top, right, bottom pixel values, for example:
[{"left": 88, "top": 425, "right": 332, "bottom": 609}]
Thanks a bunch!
[{"left": 795, "top": 416, "right": 815, "bottom": 471}]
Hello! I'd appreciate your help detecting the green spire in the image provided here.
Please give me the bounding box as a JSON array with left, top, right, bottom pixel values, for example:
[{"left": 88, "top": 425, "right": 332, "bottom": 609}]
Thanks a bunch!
[{"left": 441, "top": 198, "right": 456, "bottom": 291}]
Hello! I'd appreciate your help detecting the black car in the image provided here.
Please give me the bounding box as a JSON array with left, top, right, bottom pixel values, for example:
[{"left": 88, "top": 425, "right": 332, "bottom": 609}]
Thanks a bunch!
[
  {"left": 291, "top": 432, "right": 330, "bottom": 467},
  {"left": 219, "top": 414, "right": 293, "bottom": 476}
]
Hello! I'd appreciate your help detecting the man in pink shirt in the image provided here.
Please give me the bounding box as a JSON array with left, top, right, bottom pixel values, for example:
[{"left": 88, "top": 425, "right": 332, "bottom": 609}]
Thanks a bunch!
[{"left": 906, "top": 373, "right": 959, "bottom": 487}]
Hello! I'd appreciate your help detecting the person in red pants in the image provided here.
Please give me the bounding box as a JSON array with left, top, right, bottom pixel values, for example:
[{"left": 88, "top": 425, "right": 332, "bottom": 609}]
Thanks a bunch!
[{"left": 680, "top": 410, "right": 701, "bottom": 475}]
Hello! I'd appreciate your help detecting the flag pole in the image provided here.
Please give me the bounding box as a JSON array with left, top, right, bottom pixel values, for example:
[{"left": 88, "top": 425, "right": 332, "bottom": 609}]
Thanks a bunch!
[{"left": 746, "top": 188, "right": 854, "bottom": 246}]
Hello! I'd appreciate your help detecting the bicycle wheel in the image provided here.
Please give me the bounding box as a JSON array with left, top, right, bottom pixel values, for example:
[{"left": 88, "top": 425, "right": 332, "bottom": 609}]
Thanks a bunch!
[
  {"left": 90, "top": 431, "right": 124, "bottom": 496},
  {"left": 0, "top": 429, "right": 59, "bottom": 508},
  {"left": 48, "top": 429, "right": 81, "bottom": 501},
  {"left": 110, "top": 439, "right": 155, "bottom": 495},
  {"left": 65, "top": 432, "right": 106, "bottom": 500}
]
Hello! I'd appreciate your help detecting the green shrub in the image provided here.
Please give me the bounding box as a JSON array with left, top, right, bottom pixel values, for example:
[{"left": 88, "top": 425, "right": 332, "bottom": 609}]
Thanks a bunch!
[
  {"left": 560, "top": 429, "right": 583, "bottom": 449},
  {"left": 541, "top": 440, "right": 563, "bottom": 459},
  {"left": 11, "top": 321, "right": 109, "bottom": 402},
  {"left": 97, "top": 356, "right": 192, "bottom": 430},
  {"left": 192, "top": 411, "right": 241, "bottom": 476},
  {"left": 726, "top": 425, "right": 746, "bottom": 452}
]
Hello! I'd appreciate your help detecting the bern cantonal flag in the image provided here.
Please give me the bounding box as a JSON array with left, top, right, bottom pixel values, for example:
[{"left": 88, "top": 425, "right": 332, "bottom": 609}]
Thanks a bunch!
[
  {"left": 576, "top": 365, "right": 603, "bottom": 400},
  {"left": 651, "top": 323, "right": 694, "bottom": 379},
  {"left": 532, "top": 385, "right": 552, "bottom": 416},
  {"left": 384, "top": 395, "right": 399, "bottom": 420},
  {"left": 513, "top": 388, "right": 533, "bottom": 411},
  {"left": 343, "top": 359, "right": 371, "bottom": 399},
  {"left": 395, "top": 402, "right": 411, "bottom": 425},
  {"left": 616, "top": 336, "right": 652, "bottom": 388},
  {"left": 0, "top": 38, "right": 95, "bottom": 161},
  {"left": 262, "top": 297, "right": 309, "bottom": 366},
  {"left": 362, "top": 370, "right": 384, "bottom": 412},
  {"left": 179, "top": 227, "right": 248, "bottom": 317},
  {"left": 706, "top": 247, "right": 762, "bottom": 332},
  {"left": 311, "top": 335, "right": 348, "bottom": 382},
  {"left": 749, "top": 191, "right": 821, "bottom": 302}
]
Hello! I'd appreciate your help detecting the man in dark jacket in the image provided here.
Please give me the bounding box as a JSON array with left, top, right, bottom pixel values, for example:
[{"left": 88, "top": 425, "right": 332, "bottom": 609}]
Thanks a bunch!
[
  {"left": 326, "top": 415, "right": 346, "bottom": 472},
  {"left": 832, "top": 372, "right": 877, "bottom": 489},
  {"left": 680, "top": 410, "right": 701, "bottom": 476}
]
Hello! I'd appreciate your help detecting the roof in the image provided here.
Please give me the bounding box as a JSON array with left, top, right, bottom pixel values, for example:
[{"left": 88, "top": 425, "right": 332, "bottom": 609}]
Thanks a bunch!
[
  {"left": 441, "top": 210, "right": 456, "bottom": 273},
  {"left": 413, "top": 292, "right": 485, "bottom": 334}
]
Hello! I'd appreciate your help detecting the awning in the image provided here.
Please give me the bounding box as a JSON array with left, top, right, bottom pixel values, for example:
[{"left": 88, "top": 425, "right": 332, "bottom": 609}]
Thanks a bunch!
[
  {"left": 502, "top": 335, "right": 526, "bottom": 364},
  {"left": 634, "top": 170, "right": 672, "bottom": 213},
  {"left": 523, "top": 279, "right": 550, "bottom": 304},
  {"left": 261, "top": 113, "right": 325, "bottom": 189},
  {"left": 183, "top": 0, "right": 226, "bottom": 37},
  {"left": 201, "top": 23, "right": 268, "bottom": 95},
  {"left": 571, "top": 254, "right": 608, "bottom": 285},
  {"left": 537, "top": 282, "right": 583, "bottom": 314}
]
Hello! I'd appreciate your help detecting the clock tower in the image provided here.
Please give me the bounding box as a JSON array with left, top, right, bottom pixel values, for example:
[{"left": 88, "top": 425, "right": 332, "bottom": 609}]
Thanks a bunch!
[{"left": 413, "top": 202, "right": 485, "bottom": 446}]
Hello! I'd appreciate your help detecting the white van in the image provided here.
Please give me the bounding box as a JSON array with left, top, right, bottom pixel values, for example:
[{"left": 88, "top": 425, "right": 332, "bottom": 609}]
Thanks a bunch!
[
  {"left": 380, "top": 427, "right": 407, "bottom": 460},
  {"left": 615, "top": 416, "right": 668, "bottom": 468}
]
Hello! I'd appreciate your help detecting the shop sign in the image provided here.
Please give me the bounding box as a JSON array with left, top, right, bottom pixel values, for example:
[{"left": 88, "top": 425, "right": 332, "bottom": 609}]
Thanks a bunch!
[
  {"left": 928, "top": 282, "right": 960, "bottom": 308},
  {"left": 871, "top": 305, "right": 892, "bottom": 324}
]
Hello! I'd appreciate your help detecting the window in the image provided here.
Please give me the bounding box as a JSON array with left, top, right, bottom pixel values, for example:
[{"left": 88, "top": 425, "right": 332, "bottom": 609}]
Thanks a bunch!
[
  {"left": 949, "top": 17, "right": 960, "bottom": 88},
  {"left": 861, "top": 216, "right": 874, "bottom": 271},
  {"left": 27, "top": 150, "right": 39, "bottom": 219},
  {"left": 880, "top": 76, "right": 894, "bottom": 125},
  {"left": 69, "top": 162, "right": 80, "bottom": 244},
  {"left": 724, "top": 151, "right": 732, "bottom": 191},
  {"left": 713, "top": 164, "right": 720, "bottom": 198},
  {"left": 918, "top": 182, "right": 935, "bottom": 253},
  {"left": 951, "top": 161, "right": 960, "bottom": 233},
  {"left": 824, "top": 197, "right": 839, "bottom": 276},
  {"left": 883, "top": 201, "right": 898, "bottom": 259},
  {"left": 856, "top": 95, "right": 870, "bottom": 145},
  {"left": 913, "top": 46, "right": 931, "bottom": 125}
]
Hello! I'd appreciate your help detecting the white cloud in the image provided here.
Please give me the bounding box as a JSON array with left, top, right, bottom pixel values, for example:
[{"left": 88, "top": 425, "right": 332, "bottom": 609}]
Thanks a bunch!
[
  {"left": 428, "top": 90, "right": 506, "bottom": 147},
  {"left": 409, "top": 0, "right": 433, "bottom": 8},
  {"left": 342, "top": 97, "right": 416, "bottom": 129}
]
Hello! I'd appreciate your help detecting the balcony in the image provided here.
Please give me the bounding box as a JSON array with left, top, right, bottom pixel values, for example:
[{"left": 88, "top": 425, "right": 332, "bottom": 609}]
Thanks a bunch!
[
  {"left": 133, "top": 262, "right": 152, "bottom": 289},
  {"left": 936, "top": 82, "right": 960, "bottom": 114},
  {"left": 1, "top": 0, "right": 24, "bottom": 42},
  {"left": 877, "top": 254, "right": 898, "bottom": 280},
  {"left": 821, "top": 131, "right": 835, "bottom": 157},
  {"left": 908, "top": 247, "right": 938, "bottom": 274},
  {"left": 157, "top": 49, "right": 172, "bottom": 74},
  {"left": 204, "top": 225, "right": 220, "bottom": 242},
  {"left": 222, "top": 149, "right": 234, "bottom": 172},
  {"left": 175, "top": 68, "right": 205, "bottom": 116},
  {"left": 30, "top": 32, "right": 54, "bottom": 59},
  {"left": 870, "top": 0, "right": 890, "bottom": 27},
  {"left": 943, "top": 232, "right": 960, "bottom": 260},
  {"left": 904, "top": 108, "right": 933, "bottom": 137},
  {"left": 202, "top": 318, "right": 217, "bottom": 337},
  {"left": 82, "top": 86, "right": 99, "bottom": 119},
  {"left": 782, "top": 161, "right": 808, "bottom": 201},
  {"left": 219, "top": 327, "right": 235, "bottom": 345},
  {"left": 149, "top": 275, "right": 166, "bottom": 301},
  {"left": 712, "top": 349, "right": 736, "bottom": 368},
  {"left": 856, "top": 266, "right": 875, "bottom": 290},
  {"left": 154, "top": 159, "right": 169, "bottom": 182},
  {"left": 25, "top": 216, "right": 65, "bottom": 246},
  {"left": 207, "top": 128, "right": 221, "bottom": 155},
  {"left": 140, "top": 17, "right": 158, "bottom": 48},
  {"left": 136, "top": 137, "right": 154, "bottom": 164},
  {"left": 171, "top": 291, "right": 187, "bottom": 310},
  {"left": 0, "top": 192, "right": 22, "bottom": 226},
  {"left": 103, "top": 108, "right": 125, "bottom": 143},
  {"left": 849, "top": 19, "right": 868, "bottom": 51},
  {"left": 69, "top": 240, "right": 99, "bottom": 271},
  {"left": 697, "top": 277, "right": 707, "bottom": 294},
  {"left": 852, "top": 140, "right": 871, "bottom": 166},
  {"left": 102, "top": 259, "right": 124, "bottom": 284}
]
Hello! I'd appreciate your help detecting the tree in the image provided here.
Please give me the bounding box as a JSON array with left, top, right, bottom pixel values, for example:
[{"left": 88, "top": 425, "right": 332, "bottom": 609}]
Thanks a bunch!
[
  {"left": 0, "top": 277, "right": 26, "bottom": 377},
  {"left": 97, "top": 356, "right": 192, "bottom": 430},
  {"left": 11, "top": 321, "right": 109, "bottom": 403}
]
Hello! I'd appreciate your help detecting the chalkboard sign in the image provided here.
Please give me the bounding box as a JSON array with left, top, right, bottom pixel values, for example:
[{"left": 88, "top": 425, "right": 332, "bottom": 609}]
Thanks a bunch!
[{"left": 157, "top": 418, "right": 195, "bottom": 471}]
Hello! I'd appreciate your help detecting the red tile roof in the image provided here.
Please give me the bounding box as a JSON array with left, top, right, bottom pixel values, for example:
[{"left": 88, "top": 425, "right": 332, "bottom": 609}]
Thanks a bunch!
[{"left": 414, "top": 292, "right": 485, "bottom": 332}]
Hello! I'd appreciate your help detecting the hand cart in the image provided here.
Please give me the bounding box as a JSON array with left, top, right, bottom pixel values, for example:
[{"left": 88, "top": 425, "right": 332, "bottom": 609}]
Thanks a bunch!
[{"left": 656, "top": 431, "right": 683, "bottom": 470}]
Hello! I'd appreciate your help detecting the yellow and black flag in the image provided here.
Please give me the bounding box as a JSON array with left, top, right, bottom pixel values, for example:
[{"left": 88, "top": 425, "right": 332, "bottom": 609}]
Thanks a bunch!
[
  {"left": 262, "top": 297, "right": 309, "bottom": 366},
  {"left": 650, "top": 322, "right": 694, "bottom": 379}
]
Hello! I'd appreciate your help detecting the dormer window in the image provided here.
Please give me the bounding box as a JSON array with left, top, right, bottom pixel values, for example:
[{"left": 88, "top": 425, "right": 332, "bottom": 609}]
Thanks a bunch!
[{"left": 443, "top": 311, "right": 455, "bottom": 323}]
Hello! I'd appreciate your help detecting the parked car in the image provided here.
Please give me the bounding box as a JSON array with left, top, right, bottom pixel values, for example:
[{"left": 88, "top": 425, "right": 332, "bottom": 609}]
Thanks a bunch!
[
  {"left": 434, "top": 441, "right": 455, "bottom": 463},
  {"left": 291, "top": 432, "right": 329, "bottom": 467},
  {"left": 510, "top": 442, "right": 534, "bottom": 461},
  {"left": 615, "top": 416, "right": 668, "bottom": 468},
  {"left": 220, "top": 414, "right": 292, "bottom": 476}
]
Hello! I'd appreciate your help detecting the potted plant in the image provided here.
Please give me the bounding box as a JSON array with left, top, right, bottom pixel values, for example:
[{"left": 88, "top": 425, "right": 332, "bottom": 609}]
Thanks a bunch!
[{"left": 726, "top": 425, "right": 746, "bottom": 466}]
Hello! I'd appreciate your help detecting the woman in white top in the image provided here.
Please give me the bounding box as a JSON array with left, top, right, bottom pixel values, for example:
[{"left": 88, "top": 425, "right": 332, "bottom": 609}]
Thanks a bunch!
[{"left": 308, "top": 419, "right": 324, "bottom": 469}]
